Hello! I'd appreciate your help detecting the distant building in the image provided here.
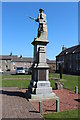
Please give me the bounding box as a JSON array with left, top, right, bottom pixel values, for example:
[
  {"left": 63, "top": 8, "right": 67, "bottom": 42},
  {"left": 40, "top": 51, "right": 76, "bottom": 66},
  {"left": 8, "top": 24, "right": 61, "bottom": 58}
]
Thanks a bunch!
[
  {"left": 47, "top": 59, "right": 56, "bottom": 73},
  {"left": 0, "top": 53, "right": 33, "bottom": 72},
  {"left": 56, "top": 45, "right": 80, "bottom": 75},
  {"left": 0, "top": 53, "right": 56, "bottom": 72}
]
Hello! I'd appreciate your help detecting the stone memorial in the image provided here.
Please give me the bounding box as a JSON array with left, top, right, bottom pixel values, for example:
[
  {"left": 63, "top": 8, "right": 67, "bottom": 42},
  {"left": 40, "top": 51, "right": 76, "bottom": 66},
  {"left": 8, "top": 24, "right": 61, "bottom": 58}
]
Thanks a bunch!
[
  {"left": 26, "top": 8, "right": 56, "bottom": 99},
  {"left": 55, "top": 82, "right": 64, "bottom": 90}
]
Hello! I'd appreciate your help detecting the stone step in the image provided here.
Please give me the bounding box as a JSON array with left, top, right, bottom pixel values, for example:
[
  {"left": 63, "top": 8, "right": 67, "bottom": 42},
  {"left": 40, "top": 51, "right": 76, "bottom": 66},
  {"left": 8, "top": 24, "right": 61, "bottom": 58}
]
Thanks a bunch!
[
  {"left": 37, "top": 81, "right": 50, "bottom": 88},
  {"left": 31, "top": 92, "right": 56, "bottom": 99},
  {"left": 36, "top": 87, "right": 52, "bottom": 94}
]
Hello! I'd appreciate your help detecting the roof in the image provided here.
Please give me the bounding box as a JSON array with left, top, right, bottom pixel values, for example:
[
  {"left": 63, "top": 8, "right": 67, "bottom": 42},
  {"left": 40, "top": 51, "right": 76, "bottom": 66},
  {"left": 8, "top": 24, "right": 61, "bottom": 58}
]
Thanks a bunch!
[
  {"left": 47, "top": 59, "right": 56, "bottom": 64},
  {"left": 56, "top": 45, "right": 80, "bottom": 57},
  {"left": 12, "top": 57, "right": 33, "bottom": 62},
  {"left": 0, "top": 55, "right": 33, "bottom": 62},
  {"left": 0, "top": 55, "right": 56, "bottom": 64},
  {"left": 0, "top": 55, "right": 17, "bottom": 60}
]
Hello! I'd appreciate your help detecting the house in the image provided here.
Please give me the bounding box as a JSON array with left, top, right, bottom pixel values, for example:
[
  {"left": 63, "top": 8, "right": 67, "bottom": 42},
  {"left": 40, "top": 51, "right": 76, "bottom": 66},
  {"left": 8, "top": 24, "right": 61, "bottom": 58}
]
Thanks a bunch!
[
  {"left": 0, "top": 53, "right": 56, "bottom": 72},
  {"left": 0, "top": 53, "right": 33, "bottom": 72},
  {"left": 47, "top": 59, "right": 56, "bottom": 73},
  {"left": 56, "top": 45, "right": 80, "bottom": 75}
]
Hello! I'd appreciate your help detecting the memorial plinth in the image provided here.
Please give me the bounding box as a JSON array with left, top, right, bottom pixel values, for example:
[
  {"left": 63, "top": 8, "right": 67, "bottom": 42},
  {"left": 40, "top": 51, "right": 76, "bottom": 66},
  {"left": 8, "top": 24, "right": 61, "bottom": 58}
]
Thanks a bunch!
[{"left": 26, "top": 8, "right": 56, "bottom": 99}]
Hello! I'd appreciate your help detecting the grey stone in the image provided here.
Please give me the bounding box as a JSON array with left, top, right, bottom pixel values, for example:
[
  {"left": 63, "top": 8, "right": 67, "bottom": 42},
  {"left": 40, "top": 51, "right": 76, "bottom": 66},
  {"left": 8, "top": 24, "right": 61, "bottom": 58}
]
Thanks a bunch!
[
  {"left": 55, "top": 82, "right": 64, "bottom": 89},
  {"left": 26, "top": 8, "right": 57, "bottom": 100},
  {"left": 31, "top": 93, "right": 56, "bottom": 100},
  {"left": 36, "top": 87, "right": 52, "bottom": 94},
  {"left": 35, "top": 8, "right": 47, "bottom": 40},
  {"left": 37, "top": 81, "right": 50, "bottom": 87}
]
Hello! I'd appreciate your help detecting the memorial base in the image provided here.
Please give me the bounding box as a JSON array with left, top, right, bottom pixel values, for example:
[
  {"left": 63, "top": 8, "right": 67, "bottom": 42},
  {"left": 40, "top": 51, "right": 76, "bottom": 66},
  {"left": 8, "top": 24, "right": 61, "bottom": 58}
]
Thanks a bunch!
[
  {"left": 30, "top": 92, "right": 56, "bottom": 100},
  {"left": 26, "top": 80, "right": 57, "bottom": 100}
]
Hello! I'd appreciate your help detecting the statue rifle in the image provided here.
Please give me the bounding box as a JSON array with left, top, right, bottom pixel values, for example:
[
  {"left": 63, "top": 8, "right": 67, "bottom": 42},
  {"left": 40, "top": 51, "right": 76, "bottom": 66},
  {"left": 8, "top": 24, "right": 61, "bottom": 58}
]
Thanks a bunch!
[
  {"left": 28, "top": 16, "right": 36, "bottom": 20},
  {"left": 27, "top": 16, "right": 38, "bottom": 26}
]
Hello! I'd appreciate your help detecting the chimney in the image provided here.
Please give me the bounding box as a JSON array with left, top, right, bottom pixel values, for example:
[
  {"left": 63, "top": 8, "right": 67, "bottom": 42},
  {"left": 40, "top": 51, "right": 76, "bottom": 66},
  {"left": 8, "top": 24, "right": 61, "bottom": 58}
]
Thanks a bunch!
[
  {"left": 20, "top": 55, "right": 22, "bottom": 59},
  {"left": 10, "top": 52, "right": 12, "bottom": 56},
  {"left": 62, "top": 45, "right": 66, "bottom": 51}
]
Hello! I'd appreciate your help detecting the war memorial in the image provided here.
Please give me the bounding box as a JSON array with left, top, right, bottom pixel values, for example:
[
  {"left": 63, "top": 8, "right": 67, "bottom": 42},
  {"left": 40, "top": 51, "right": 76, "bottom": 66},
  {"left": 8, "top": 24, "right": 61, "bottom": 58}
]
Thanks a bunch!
[
  {"left": 26, "top": 8, "right": 58, "bottom": 100},
  {"left": 1, "top": 4, "right": 79, "bottom": 119}
]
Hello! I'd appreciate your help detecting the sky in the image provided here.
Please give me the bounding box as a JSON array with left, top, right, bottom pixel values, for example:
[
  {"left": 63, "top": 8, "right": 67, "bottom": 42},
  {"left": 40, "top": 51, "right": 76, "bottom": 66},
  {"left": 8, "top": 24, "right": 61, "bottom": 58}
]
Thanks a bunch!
[{"left": 2, "top": 2, "right": 78, "bottom": 60}]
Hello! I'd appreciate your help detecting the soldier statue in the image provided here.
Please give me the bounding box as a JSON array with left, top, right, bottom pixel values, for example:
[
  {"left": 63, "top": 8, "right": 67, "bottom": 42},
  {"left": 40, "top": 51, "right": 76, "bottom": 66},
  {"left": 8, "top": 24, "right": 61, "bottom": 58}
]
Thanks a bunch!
[
  {"left": 35, "top": 8, "right": 47, "bottom": 39},
  {"left": 29, "top": 8, "right": 47, "bottom": 39}
]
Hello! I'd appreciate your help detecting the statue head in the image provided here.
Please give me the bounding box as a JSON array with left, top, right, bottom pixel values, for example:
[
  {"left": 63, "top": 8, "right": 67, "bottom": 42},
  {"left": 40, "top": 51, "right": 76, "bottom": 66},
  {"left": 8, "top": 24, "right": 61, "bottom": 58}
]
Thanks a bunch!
[{"left": 39, "top": 8, "right": 44, "bottom": 13}]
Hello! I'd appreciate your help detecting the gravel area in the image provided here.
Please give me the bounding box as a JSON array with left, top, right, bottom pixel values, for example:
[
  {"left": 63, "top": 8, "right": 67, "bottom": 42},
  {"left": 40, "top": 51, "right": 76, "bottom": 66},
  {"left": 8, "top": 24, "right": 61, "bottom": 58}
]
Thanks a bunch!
[{"left": 30, "top": 89, "right": 79, "bottom": 114}]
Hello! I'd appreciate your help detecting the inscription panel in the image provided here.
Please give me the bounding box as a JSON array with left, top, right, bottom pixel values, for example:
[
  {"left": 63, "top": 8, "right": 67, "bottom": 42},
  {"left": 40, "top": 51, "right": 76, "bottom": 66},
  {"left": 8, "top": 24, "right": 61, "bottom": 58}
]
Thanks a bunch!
[{"left": 38, "top": 70, "right": 46, "bottom": 81}]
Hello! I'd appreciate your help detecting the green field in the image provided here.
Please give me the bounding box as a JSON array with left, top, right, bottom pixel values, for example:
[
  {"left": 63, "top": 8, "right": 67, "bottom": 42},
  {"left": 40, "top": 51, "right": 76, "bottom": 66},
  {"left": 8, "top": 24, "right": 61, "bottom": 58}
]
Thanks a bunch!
[
  {"left": 2, "top": 74, "right": 31, "bottom": 79},
  {"left": 49, "top": 73, "right": 79, "bottom": 92},
  {"left": 0, "top": 73, "right": 79, "bottom": 92},
  {"left": 2, "top": 80, "right": 30, "bottom": 89},
  {"left": 44, "top": 109, "right": 80, "bottom": 119},
  {"left": 1, "top": 74, "right": 31, "bottom": 89}
]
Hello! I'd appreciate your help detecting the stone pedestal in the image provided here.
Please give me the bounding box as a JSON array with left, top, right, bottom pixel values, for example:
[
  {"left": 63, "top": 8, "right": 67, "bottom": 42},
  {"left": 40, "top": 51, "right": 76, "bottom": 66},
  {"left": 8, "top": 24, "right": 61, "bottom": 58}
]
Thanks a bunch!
[{"left": 26, "top": 38, "right": 56, "bottom": 99}]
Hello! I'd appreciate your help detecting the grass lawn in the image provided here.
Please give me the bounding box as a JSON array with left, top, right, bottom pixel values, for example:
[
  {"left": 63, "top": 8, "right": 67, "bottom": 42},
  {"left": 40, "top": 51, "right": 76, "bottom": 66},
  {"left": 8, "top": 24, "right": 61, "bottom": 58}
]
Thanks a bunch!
[
  {"left": 44, "top": 109, "right": 80, "bottom": 119},
  {"left": 1, "top": 73, "right": 79, "bottom": 92},
  {"left": 49, "top": 73, "right": 79, "bottom": 92},
  {"left": 2, "top": 80, "right": 30, "bottom": 89},
  {"left": 2, "top": 74, "right": 31, "bottom": 79},
  {"left": 1, "top": 74, "right": 31, "bottom": 88}
]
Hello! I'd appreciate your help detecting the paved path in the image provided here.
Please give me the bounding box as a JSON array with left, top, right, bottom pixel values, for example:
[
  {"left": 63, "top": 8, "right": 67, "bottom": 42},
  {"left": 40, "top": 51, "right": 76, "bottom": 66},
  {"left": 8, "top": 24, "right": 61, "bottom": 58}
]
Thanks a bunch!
[{"left": 1, "top": 87, "right": 43, "bottom": 119}]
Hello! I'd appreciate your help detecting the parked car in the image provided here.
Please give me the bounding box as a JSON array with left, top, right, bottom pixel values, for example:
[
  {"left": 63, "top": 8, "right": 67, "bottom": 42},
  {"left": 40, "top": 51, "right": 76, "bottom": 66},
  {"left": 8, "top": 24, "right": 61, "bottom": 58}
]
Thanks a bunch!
[
  {"left": 24, "top": 68, "right": 29, "bottom": 74},
  {"left": 16, "top": 67, "right": 25, "bottom": 74},
  {"left": 28, "top": 67, "right": 32, "bottom": 75}
]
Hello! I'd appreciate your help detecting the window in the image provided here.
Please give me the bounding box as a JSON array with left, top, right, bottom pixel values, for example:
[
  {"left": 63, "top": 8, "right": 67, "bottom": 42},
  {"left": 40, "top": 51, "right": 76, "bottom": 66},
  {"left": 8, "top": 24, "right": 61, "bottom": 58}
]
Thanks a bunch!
[
  {"left": 13, "top": 66, "right": 16, "bottom": 70},
  {"left": 24, "top": 63, "right": 26, "bottom": 65},
  {"left": 66, "top": 52, "right": 68, "bottom": 54},
  {"left": 14, "top": 66, "right": 16, "bottom": 69},
  {"left": 5, "top": 60, "right": 8, "bottom": 64},
  {"left": 57, "top": 63, "right": 59, "bottom": 70},
  {"left": 62, "top": 57, "right": 64, "bottom": 61},
  {"left": 63, "top": 64, "right": 64, "bottom": 68},
  {"left": 70, "top": 54, "right": 72, "bottom": 60},
  {"left": 72, "top": 51, "right": 75, "bottom": 53},
  {"left": 79, "top": 53, "right": 80, "bottom": 60},
  {"left": 53, "top": 66, "right": 55, "bottom": 69},
  {"left": 13, "top": 62, "right": 15, "bottom": 65},
  {"left": 76, "top": 53, "right": 78, "bottom": 60},
  {"left": 76, "top": 65, "right": 78, "bottom": 70},
  {"left": 5, "top": 66, "right": 6, "bottom": 70},
  {"left": 69, "top": 64, "right": 71, "bottom": 69},
  {"left": 5, "top": 65, "right": 8, "bottom": 70}
]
